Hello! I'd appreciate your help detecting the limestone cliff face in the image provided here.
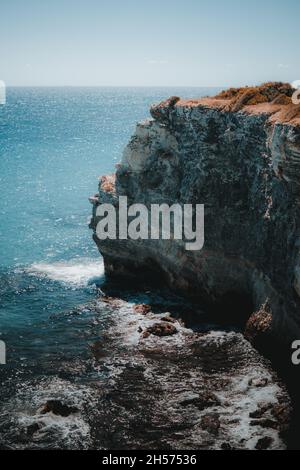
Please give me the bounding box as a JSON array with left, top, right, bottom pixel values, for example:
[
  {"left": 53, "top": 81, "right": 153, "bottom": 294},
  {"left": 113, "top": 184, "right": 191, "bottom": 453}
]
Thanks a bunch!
[{"left": 90, "top": 84, "right": 300, "bottom": 348}]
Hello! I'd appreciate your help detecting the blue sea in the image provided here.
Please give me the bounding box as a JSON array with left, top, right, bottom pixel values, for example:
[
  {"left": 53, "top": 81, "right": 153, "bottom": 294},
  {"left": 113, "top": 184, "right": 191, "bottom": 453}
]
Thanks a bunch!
[{"left": 0, "top": 87, "right": 221, "bottom": 449}]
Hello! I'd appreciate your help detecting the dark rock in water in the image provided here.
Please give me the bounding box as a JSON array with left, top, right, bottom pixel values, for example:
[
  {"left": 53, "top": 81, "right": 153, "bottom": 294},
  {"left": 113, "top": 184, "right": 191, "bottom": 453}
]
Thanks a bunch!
[
  {"left": 201, "top": 413, "right": 221, "bottom": 435},
  {"left": 250, "top": 418, "right": 278, "bottom": 429},
  {"left": 27, "top": 422, "right": 42, "bottom": 436},
  {"left": 255, "top": 436, "right": 273, "bottom": 450},
  {"left": 179, "top": 391, "right": 220, "bottom": 410},
  {"left": 160, "top": 315, "right": 176, "bottom": 323},
  {"left": 39, "top": 400, "right": 79, "bottom": 417},
  {"left": 90, "top": 340, "right": 107, "bottom": 360},
  {"left": 272, "top": 403, "right": 291, "bottom": 432},
  {"left": 248, "top": 377, "right": 269, "bottom": 388},
  {"left": 249, "top": 403, "right": 272, "bottom": 419},
  {"left": 133, "top": 304, "right": 151, "bottom": 315},
  {"left": 221, "top": 442, "right": 233, "bottom": 450},
  {"left": 142, "top": 322, "right": 178, "bottom": 337},
  {"left": 100, "top": 296, "right": 123, "bottom": 307}
]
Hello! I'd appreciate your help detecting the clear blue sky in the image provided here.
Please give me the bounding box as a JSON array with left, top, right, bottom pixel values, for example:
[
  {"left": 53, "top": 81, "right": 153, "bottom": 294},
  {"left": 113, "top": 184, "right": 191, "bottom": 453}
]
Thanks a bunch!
[{"left": 0, "top": 0, "right": 299, "bottom": 87}]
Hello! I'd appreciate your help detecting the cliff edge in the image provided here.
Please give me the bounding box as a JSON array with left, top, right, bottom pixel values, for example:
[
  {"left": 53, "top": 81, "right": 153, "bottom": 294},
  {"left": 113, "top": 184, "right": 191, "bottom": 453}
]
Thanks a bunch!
[{"left": 90, "top": 83, "right": 300, "bottom": 354}]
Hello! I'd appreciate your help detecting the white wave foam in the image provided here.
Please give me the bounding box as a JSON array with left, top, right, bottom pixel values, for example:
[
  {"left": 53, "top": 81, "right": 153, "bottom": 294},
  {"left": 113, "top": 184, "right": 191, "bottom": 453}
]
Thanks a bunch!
[
  {"left": 1, "top": 377, "right": 95, "bottom": 450},
  {"left": 27, "top": 258, "right": 104, "bottom": 287}
]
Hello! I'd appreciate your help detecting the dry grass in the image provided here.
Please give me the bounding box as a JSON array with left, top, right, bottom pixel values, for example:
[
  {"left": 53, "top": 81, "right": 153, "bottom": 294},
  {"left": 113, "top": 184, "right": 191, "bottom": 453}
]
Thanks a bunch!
[
  {"left": 215, "top": 82, "right": 294, "bottom": 112},
  {"left": 175, "top": 82, "right": 300, "bottom": 125}
]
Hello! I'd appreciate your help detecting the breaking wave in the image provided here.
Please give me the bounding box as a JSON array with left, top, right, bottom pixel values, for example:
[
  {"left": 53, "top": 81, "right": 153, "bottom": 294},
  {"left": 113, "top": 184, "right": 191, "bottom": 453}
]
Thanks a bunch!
[{"left": 27, "top": 258, "right": 104, "bottom": 287}]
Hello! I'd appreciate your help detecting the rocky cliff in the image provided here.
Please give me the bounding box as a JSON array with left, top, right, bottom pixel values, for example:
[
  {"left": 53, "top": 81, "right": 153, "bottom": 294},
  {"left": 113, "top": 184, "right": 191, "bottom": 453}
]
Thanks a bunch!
[{"left": 90, "top": 83, "right": 300, "bottom": 354}]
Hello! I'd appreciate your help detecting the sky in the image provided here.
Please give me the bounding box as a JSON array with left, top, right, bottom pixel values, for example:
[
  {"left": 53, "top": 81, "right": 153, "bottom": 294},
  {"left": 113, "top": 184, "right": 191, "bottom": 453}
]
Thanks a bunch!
[{"left": 0, "top": 0, "right": 299, "bottom": 87}]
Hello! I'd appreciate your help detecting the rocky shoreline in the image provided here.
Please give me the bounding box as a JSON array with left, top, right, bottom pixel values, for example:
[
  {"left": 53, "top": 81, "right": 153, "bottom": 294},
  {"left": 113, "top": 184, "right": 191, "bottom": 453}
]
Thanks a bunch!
[
  {"left": 0, "top": 288, "right": 291, "bottom": 450},
  {"left": 89, "top": 294, "right": 291, "bottom": 450}
]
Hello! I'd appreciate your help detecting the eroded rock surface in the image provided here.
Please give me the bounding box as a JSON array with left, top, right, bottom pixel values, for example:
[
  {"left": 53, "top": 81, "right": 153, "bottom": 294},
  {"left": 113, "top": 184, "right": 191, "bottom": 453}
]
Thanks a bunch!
[
  {"left": 87, "top": 296, "right": 291, "bottom": 450},
  {"left": 0, "top": 293, "right": 291, "bottom": 450},
  {"left": 90, "top": 83, "right": 300, "bottom": 350}
]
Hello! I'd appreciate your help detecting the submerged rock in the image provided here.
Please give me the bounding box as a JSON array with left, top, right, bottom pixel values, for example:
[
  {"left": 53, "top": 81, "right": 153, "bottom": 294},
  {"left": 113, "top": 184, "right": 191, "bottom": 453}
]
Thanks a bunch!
[
  {"left": 255, "top": 436, "right": 273, "bottom": 450},
  {"left": 201, "top": 413, "right": 221, "bottom": 435},
  {"left": 26, "top": 422, "right": 42, "bottom": 436},
  {"left": 90, "top": 340, "right": 107, "bottom": 360},
  {"left": 179, "top": 391, "right": 221, "bottom": 410},
  {"left": 248, "top": 377, "right": 269, "bottom": 388},
  {"left": 133, "top": 304, "right": 151, "bottom": 315},
  {"left": 142, "top": 322, "right": 178, "bottom": 337},
  {"left": 39, "top": 400, "right": 79, "bottom": 417}
]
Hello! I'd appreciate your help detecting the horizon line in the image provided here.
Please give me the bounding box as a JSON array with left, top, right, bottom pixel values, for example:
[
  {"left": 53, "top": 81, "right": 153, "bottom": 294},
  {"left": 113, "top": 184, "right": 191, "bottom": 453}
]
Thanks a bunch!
[{"left": 5, "top": 84, "right": 227, "bottom": 88}]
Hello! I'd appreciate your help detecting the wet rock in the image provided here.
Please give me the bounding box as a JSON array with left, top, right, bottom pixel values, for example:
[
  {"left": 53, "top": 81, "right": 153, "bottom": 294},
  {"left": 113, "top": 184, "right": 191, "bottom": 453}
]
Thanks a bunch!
[
  {"left": 142, "top": 322, "right": 178, "bottom": 338},
  {"left": 221, "top": 442, "right": 233, "bottom": 450},
  {"left": 201, "top": 414, "right": 220, "bottom": 435},
  {"left": 245, "top": 302, "right": 272, "bottom": 344},
  {"left": 250, "top": 418, "right": 278, "bottom": 429},
  {"left": 179, "top": 391, "right": 221, "bottom": 410},
  {"left": 39, "top": 400, "right": 79, "bottom": 417},
  {"left": 27, "top": 422, "right": 42, "bottom": 436},
  {"left": 90, "top": 340, "right": 107, "bottom": 360},
  {"left": 133, "top": 304, "right": 151, "bottom": 315},
  {"left": 255, "top": 436, "right": 273, "bottom": 450},
  {"left": 272, "top": 403, "right": 291, "bottom": 431},
  {"left": 248, "top": 377, "right": 269, "bottom": 388},
  {"left": 249, "top": 403, "right": 272, "bottom": 419},
  {"left": 100, "top": 296, "right": 123, "bottom": 307},
  {"left": 160, "top": 315, "right": 176, "bottom": 323}
]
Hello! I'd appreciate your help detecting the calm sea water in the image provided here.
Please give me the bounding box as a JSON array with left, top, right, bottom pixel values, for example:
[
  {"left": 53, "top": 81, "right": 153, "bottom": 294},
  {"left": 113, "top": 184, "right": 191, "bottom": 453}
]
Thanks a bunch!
[
  {"left": 0, "top": 87, "right": 221, "bottom": 448},
  {"left": 0, "top": 87, "right": 220, "bottom": 354}
]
